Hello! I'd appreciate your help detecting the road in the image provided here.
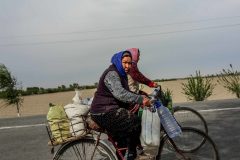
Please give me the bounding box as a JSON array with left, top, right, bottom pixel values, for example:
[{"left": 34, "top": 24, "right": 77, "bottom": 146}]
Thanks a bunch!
[{"left": 0, "top": 98, "right": 240, "bottom": 160}]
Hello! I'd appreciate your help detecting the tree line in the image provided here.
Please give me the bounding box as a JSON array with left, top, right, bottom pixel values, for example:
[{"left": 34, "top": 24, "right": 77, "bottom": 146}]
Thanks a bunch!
[
  {"left": 0, "top": 83, "right": 97, "bottom": 98},
  {"left": 17, "top": 84, "right": 97, "bottom": 96}
]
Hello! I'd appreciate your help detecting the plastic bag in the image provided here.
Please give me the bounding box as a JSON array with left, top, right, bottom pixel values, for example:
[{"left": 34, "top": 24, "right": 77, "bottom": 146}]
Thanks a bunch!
[
  {"left": 47, "top": 104, "right": 70, "bottom": 143},
  {"left": 140, "top": 108, "right": 161, "bottom": 147},
  {"left": 64, "top": 103, "right": 90, "bottom": 137},
  {"left": 72, "top": 89, "right": 83, "bottom": 104}
]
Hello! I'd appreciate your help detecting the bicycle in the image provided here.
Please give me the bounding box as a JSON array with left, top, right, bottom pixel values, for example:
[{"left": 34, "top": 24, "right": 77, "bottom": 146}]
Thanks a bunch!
[
  {"left": 49, "top": 116, "right": 219, "bottom": 160},
  {"left": 48, "top": 89, "right": 219, "bottom": 160}
]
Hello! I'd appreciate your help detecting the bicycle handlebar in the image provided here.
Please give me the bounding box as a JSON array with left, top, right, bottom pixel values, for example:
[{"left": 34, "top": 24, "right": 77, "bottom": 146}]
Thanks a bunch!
[
  {"left": 138, "top": 85, "right": 164, "bottom": 113},
  {"left": 148, "top": 86, "right": 162, "bottom": 102}
]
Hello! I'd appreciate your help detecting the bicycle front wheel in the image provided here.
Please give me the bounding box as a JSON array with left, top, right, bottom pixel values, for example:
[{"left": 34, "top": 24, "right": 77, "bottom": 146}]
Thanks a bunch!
[
  {"left": 53, "top": 137, "right": 117, "bottom": 160},
  {"left": 157, "top": 127, "right": 219, "bottom": 160},
  {"left": 173, "top": 106, "right": 208, "bottom": 134}
]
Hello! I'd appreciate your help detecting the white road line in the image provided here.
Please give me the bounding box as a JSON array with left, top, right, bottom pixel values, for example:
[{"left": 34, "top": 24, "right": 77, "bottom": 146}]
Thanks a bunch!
[
  {"left": 1, "top": 107, "right": 239, "bottom": 130},
  {"left": 0, "top": 123, "right": 45, "bottom": 130},
  {"left": 199, "top": 107, "right": 240, "bottom": 112}
]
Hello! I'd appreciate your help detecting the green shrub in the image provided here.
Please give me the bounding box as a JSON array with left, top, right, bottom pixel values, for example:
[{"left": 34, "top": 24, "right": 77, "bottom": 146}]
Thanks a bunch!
[
  {"left": 182, "top": 71, "right": 215, "bottom": 101},
  {"left": 217, "top": 64, "right": 240, "bottom": 98},
  {"left": 161, "top": 88, "right": 173, "bottom": 112}
]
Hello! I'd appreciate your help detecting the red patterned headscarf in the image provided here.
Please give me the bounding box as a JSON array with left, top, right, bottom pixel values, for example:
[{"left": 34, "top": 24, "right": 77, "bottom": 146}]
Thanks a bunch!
[{"left": 127, "top": 48, "right": 140, "bottom": 63}]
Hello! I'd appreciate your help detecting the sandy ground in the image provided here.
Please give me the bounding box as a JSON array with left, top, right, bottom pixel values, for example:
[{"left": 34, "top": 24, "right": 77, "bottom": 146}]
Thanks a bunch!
[{"left": 0, "top": 77, "right": 236, "bottom": 118}]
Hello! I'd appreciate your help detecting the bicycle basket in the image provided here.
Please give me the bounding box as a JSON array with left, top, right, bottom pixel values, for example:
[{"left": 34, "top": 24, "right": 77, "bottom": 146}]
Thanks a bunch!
[{"left": 46, "top": 115, "right": 89, "bottom": 146}]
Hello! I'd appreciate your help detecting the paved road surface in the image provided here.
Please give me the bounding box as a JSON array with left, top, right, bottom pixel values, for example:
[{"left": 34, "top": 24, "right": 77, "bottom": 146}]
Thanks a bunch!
[{"left": 0, "top": 98, "right": 240, "bottom": 160}]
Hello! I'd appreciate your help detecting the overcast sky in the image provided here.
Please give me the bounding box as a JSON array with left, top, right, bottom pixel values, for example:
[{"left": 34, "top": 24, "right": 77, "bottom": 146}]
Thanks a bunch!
[{"left": 0, "top": 0, "right": 240, "bottom": 88}]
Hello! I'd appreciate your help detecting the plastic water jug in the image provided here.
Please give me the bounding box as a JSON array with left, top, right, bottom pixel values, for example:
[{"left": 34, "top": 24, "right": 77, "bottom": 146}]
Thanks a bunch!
[{"left": 154, "top": 100, "right": 182, "bottom": 139}]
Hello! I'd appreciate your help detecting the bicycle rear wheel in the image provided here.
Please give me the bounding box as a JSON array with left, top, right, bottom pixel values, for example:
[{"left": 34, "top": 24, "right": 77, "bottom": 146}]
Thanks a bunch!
[
  {"left": 173, "top": 106, "right": 208, "bottom": 134},
  {"left": 53, "top": 137, "right": 117, "bottom": 160},
  {"left": 157, "top": 127, "right": 219, "bottom": 160}
]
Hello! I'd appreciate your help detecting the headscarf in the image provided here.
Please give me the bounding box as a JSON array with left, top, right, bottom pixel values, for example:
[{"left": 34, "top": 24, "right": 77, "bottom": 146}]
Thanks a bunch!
[
  {"left": 111, "top": 51, "right": 131, "bottom": 78},
  {"left": 127, "top": 48, "right": 140, "bottom": 63}
]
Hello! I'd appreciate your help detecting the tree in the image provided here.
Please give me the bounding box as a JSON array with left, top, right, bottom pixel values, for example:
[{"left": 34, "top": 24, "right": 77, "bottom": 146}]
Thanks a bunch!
[
  {"left": 26, "top": 87, "right": 40, "bottom": 94},
  {"left": 217, "top": 64, "right": 240, "bottom": 98},
  {"left": 182, "top": 70, "right": 215, "bottom": 101},
  {"left": 0, "top": 64, "right": 23, "bottom": 117}
]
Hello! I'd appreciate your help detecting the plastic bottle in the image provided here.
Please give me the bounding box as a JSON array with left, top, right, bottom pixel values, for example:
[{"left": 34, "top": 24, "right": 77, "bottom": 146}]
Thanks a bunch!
[{"left": 154, "top": 100, "right": 182, "bottom": 139}]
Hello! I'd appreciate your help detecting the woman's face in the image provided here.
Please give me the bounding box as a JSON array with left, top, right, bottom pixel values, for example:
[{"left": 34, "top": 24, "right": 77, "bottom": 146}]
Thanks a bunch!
[{"left": 122, "top": 56, "right": 132, "bottom": 73}]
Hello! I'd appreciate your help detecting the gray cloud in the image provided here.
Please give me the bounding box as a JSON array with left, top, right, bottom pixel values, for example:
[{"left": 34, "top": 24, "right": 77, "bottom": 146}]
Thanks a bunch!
[{"left": 0, "top": 0, "right": 240, "bottom": 88}]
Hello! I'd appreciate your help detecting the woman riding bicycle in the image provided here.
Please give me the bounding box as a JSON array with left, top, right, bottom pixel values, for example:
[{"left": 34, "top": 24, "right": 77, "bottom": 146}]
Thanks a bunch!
[{"left": 90, "top": 50, "right": 151, "bottom": 160}]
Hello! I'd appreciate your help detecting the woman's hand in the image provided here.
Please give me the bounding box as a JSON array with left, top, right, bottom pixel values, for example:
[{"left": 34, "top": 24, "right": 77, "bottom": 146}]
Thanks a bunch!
[
  {"left": 152, "top": 82, "right": 159, "bottom": 88},
  {"left": 142, "top": 95, "right": 151, "bottom": 107}
]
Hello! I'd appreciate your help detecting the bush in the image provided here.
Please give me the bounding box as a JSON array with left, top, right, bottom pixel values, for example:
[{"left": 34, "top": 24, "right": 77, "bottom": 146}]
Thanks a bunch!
[
  {"left": 160, "top": 88, "right": 173, "bottom": 112},
  {"left": 217, "top": 64, "right": 240, "bottom": 98},
  {"left": 182, "top": 71, "right": 215, "bottom": 101}
]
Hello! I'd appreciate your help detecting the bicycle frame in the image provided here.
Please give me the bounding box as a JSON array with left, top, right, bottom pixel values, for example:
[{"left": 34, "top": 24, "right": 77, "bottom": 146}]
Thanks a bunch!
[
  {"left": 89, "top": 122, "right": 190, "bottom": 160},
  {"left": 84, "top": 129, "right": 127, "bottom": 160},
  {"left": 92, "top": 132, "right": 119, "bottom": 160}
]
